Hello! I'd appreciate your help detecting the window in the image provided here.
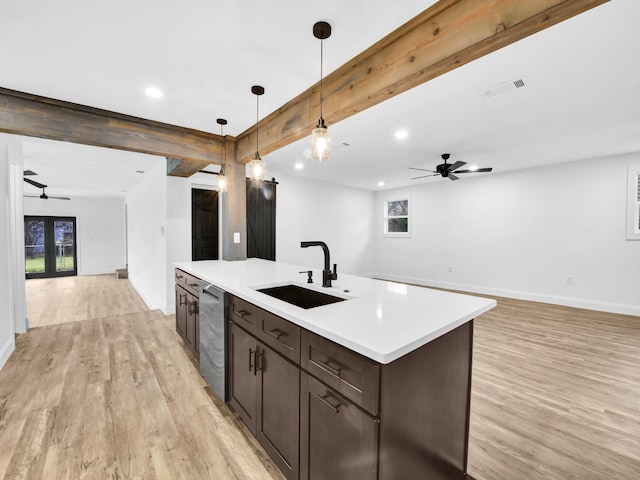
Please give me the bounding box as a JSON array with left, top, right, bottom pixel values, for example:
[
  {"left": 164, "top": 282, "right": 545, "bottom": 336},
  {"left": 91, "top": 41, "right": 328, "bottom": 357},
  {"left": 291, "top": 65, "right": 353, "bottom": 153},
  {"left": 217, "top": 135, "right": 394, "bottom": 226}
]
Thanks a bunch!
[
  {"left": 627, "top": 165, "right": 640, "bottom": 240},
  {"left": 384, "top": 198, "right": 410, "bottom": 237}
]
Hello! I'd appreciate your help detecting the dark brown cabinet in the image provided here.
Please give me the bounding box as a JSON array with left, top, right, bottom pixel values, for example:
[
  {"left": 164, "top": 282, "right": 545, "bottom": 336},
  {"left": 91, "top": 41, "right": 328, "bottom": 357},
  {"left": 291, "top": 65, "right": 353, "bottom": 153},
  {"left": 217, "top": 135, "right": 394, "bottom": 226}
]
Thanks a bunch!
[
  {"left": 225, "top": 293, "right": 474, "bottom": 480},
  {"left": 300, "top": 372, "right": 378, "bottom": 480},
  {"left": 175, "top": 269, "right": 200, "bottom": 361},
  {"left": 228, "top": 320, "right": 300, "bottom": 480}
]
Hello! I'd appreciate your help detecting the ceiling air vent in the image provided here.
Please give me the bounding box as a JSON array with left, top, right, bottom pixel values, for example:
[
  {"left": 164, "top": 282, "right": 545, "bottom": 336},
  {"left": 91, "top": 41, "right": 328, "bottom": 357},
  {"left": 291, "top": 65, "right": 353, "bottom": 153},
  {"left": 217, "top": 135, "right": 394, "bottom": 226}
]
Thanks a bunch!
[{"left": 482, "top": 78, "right": 526, "bottom": 98}]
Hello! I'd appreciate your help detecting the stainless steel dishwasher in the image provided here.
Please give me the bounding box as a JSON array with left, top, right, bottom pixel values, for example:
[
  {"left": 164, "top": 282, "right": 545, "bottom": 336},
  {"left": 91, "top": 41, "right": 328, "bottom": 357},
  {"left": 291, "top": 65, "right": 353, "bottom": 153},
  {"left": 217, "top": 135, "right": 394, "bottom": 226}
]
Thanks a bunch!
[{"left": 199, "top": 282, "right": 228, "bottom": 401}]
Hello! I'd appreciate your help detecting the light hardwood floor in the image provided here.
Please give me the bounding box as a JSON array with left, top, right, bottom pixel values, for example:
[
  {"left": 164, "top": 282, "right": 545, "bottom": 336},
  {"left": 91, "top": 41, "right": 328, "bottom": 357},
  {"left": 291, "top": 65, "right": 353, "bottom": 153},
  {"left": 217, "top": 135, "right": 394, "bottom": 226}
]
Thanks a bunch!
[
  {"left": 25, "top": 275, "right": 149, "bottom": 328},
  {"left": 1, "top": 276, "right": 639, "bottom": 479}
]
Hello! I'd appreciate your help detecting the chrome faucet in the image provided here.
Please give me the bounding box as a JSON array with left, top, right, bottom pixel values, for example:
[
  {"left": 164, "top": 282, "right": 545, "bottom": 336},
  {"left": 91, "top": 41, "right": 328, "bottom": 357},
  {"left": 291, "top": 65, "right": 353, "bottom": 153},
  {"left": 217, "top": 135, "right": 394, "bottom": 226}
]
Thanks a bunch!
[{"left": 300, "top": 241, "right": 337, "bottom": 287}]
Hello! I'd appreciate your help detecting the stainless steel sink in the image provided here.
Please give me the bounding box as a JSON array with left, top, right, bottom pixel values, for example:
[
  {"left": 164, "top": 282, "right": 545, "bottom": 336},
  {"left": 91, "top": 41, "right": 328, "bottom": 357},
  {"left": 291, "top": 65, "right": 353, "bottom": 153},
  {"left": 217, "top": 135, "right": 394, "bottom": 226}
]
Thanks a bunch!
[{"left": 256, "top": 284, "right": 346, "bottom": 309}]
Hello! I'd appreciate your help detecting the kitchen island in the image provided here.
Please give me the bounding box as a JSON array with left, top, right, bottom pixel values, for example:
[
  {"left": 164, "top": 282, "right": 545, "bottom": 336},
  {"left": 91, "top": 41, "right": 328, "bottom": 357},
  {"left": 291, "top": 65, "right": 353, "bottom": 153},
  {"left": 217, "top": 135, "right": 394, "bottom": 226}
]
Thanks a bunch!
[{"left": 175, "top": 259, "right": 496, "bottom": 480}]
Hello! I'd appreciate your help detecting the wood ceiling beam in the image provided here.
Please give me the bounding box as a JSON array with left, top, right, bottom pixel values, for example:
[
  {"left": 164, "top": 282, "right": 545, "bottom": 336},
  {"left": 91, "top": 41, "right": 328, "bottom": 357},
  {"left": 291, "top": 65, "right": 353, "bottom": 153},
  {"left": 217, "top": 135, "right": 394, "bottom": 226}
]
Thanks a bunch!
[
  {"left": 235, "top": 0, "right": 609, "bottom": 163},
  {"left": 0, "top": 87, "right": 223, "bottom": 177}
]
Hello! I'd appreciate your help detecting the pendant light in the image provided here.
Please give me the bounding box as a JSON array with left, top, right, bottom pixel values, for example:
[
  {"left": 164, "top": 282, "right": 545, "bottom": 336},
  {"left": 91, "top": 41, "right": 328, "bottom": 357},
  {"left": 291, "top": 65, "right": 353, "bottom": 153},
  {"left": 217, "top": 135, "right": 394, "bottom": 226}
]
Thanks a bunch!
[
  {"left": 311, "top": 21, "right": 332, "bottom": 162},
  {"left": 216, "top": 118, "right": 228, "bottom": 192},
  {"left": 249, "top": 85, "right": 265, "bottom": 183}
]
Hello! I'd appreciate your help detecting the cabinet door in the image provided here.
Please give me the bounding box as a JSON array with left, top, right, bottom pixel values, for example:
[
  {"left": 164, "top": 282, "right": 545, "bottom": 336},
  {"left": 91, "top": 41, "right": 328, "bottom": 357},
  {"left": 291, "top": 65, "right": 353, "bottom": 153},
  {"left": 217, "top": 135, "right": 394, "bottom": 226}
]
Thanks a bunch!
[
  {"left": 185, "top": 292, "right": 197, "bottom": 352},
  {"left": 228, "top": 321, "right": 258, "bottom": 434},
  {"left": 300, "top": 373, "right": 378, "bottom": 480},
  {"left": 257, "top": 345, "right": 300, "bottom": 480},
  {"left": 175, "top": 286, "right": 188, "bottom": 340}
]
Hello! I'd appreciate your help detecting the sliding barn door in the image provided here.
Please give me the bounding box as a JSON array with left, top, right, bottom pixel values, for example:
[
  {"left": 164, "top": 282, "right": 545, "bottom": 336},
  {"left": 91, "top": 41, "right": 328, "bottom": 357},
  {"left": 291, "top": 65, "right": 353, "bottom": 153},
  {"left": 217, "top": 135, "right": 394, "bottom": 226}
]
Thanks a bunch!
[{"left": 246, "top": 179, "right": 276, "bottom": 261}]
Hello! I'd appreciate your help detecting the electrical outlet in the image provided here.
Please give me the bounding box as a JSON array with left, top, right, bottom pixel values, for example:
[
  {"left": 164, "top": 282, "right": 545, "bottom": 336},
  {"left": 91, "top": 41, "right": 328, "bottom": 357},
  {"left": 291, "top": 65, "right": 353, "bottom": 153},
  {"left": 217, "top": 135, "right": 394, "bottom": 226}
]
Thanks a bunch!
[
  {"left": 566, "top": 276, "right": 573, "bottom": 285},
  {"left": 448, "top": 266, "right": 453, "bottom": 273},
  {"left": 233, "top": 232, "right": 240, "bottom": 244}
]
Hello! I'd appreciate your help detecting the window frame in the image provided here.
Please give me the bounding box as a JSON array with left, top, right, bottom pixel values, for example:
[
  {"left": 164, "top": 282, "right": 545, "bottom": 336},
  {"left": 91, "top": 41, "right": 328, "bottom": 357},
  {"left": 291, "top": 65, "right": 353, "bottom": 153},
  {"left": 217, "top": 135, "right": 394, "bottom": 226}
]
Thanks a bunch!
[{"left": 383, "top": 196, "right": 411, "bottom": 238}]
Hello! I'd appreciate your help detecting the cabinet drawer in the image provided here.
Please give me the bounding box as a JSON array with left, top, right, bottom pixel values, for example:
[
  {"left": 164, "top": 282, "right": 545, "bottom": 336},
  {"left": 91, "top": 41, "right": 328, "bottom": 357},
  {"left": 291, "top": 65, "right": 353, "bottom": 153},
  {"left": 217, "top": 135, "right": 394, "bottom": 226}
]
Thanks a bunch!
[
  {"left": 256, "top": 310, "right": 300, "bottom": 364},
  {"left": 176, "top": 269, "right": 201, "bottom": 297},
  {"left": 229, "top": 295, "right": 257, "bottom": 334},
  {"left": 301, "top": 330, "right": 380, "bottom": 415}
]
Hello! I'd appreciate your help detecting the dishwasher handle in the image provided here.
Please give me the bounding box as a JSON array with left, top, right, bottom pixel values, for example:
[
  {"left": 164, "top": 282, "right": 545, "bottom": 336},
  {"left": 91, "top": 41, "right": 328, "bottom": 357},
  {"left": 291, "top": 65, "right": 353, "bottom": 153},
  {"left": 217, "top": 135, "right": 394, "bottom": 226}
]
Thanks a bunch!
[{"left": 202, "top": 285, "right": 221, "bottom": 303}]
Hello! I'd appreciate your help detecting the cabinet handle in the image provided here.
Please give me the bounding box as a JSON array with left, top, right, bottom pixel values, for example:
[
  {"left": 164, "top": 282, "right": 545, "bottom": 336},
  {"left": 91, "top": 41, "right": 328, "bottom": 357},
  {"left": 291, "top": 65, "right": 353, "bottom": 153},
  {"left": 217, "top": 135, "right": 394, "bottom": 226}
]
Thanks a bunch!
[
  {"left": 249, "top": 348, "right": 255, "bottom": 373},
  {"left": 234, "top": 309, "right": 250, "bottom": 319},
  {"left": 311, "top": 358, "right": 343, "bottom": 378},
  {"left": 309, "top": 358, "right": 363, "bottom": 394},
  {"left": 255, "top": 350, "right": 264, "bottom": 374},
  {"left": 264, "top": 328, "right": 294, "bottom": 350},
  {"left": 315, "top": 393, "right": 340, "bottom": 413},
  {"left": 188, "top": 301, "right": 198, "bottom": 315},
  {"left": 179, "top": 293, "right": 187, "bottom": 306},
  {"left": 177, "top": 274, "right": 184, "bottom": 280},
  {"left": 265, "top": 328, "right": 284, "bottom": 340}
]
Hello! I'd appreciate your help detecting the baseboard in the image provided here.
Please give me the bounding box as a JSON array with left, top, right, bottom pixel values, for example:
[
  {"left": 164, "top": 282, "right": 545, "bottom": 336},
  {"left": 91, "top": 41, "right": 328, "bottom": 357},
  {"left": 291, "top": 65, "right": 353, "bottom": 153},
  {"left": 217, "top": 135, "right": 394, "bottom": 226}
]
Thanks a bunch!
[
  {"left": 370, "top": 273, "right": 640, "bottom": 317},
  {"left": 127, "top": 276, "right": 158, "bottom": 311},
  {"left": 0, "top": 336, "right": 15, "bottom": 372}
]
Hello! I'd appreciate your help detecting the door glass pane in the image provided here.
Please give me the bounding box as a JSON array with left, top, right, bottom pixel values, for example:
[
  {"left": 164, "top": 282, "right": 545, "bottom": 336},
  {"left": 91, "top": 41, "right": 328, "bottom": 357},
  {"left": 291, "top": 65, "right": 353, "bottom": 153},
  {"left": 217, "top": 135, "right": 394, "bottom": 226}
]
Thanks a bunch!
[
  {"left": 54, "top": 220, "right": 75, "bottom": 272},
  {"left": 25, "top": 220, "right": 46, "bottom": 274}
]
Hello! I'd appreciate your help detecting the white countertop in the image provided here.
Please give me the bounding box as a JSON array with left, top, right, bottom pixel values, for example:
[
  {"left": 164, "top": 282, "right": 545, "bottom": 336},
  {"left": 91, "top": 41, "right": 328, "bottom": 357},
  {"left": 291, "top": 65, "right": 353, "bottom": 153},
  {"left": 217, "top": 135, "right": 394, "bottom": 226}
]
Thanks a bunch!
[{"left": 175, "top": 259, "right": 496, "bottom": 364}]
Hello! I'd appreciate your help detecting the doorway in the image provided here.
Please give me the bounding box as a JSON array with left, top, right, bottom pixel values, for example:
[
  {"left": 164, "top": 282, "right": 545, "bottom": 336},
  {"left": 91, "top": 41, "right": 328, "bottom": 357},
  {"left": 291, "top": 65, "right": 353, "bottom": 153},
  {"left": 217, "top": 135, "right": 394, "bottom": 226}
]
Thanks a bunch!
[
  {"left": 192, "top": 188, "right": 219, "bottom": 261},
  {"left": 24, "top": 216, "right": 77, "bottom": 279}
]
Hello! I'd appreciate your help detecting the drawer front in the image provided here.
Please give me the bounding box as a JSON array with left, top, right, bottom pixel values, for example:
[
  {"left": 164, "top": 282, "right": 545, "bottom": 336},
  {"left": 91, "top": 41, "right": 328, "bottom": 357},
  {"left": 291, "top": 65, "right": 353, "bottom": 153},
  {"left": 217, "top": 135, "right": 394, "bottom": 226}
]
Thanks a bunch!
[
  {"left": 229, "top": 295, "right": 257, "bottom": 334},
  {"left": 175, "top": 268, "right": 188, "bottom": 287},
  {"left": 256, "top": 309, "right": 301, "bottom": 364},
  {"left": 175, "top": 269, "right": 201, "bottom": 297},
  {"left": 301, "top": 330, "right": 380, "bottom": 415}
]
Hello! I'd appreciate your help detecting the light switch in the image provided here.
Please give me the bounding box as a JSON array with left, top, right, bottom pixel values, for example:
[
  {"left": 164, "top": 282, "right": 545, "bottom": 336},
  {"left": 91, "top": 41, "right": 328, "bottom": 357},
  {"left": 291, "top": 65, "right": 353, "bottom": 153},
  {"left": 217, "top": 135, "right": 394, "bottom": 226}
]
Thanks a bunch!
[{"left": 233, "top": 232, "right": 240, "bottom": 243}]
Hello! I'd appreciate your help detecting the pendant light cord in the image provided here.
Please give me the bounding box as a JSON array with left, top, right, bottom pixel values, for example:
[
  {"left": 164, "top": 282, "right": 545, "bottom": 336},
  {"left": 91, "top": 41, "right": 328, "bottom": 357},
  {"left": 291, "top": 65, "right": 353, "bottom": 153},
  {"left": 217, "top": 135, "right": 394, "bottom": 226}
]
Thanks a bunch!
[
  {"left": 319, "top": 38, "right": 324, "bottom": 121},
  {"left": 256, "top": 94, "right": 259, "bottom": 155},
  {"left": 220, "top": 124, "right": 225, "bottom": 173}
]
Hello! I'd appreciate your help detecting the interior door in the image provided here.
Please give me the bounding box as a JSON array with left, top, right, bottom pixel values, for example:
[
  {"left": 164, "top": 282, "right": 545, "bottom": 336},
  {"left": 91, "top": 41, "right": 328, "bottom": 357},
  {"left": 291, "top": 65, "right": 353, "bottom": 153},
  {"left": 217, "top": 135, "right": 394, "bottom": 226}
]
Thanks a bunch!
[
  {"left": 192, "top": 188, "right": 219, "bottom": 261},
  {"left": 24, "top": 216, "right": 77, "bottom": 279}
]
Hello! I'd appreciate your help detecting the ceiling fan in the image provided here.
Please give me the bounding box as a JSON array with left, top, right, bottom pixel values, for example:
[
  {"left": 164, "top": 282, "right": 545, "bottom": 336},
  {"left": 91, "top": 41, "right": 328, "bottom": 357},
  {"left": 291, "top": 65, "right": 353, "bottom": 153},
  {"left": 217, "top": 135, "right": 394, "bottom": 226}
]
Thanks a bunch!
[
  {"left": 409, "top": 153, "right": 493, "bottom": 181},
  {"left": 23, "top": 176, "right": 71, "bottom": 200}
]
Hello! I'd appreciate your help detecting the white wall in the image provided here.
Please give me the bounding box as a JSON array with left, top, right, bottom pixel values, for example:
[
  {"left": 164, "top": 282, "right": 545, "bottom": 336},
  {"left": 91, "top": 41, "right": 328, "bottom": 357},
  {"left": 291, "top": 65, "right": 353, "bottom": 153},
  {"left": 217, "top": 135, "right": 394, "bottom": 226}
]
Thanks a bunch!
[
  {"left": 0, "top": 139, "right": 16, "bottom": 369},
  {"left": 126, "top": 160, "right": 167, "bottom": 311},
  {"left": 24, "top": 196, "right": 126, "bottom": 275},
  {"left": 275, "top": 173, "right": 376, "bottom": 276},
  {"left": 374, "top": 153, "right": 640, "bottom": 315}
]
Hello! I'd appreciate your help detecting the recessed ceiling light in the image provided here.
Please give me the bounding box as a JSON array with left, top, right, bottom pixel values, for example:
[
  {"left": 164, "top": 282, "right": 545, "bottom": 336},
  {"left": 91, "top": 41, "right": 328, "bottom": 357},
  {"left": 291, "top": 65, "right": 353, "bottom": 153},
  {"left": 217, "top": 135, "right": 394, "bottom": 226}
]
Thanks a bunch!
[
  {"left": 295, "top": 162, "right": 304, "bottom": 170},
  {"left": 395, "top": 130, "right": 408, "bottom": 140},
  {"left": 136, "top": 170, "right": 145, "bottom": 174},
  {"left": 468, "top": 165, "right": 478, "bottom": 171},
  {"left": 378, "top": 181, "right": 385, "bottom": 187},
  {"left": 145, "top": 87, "right": 163, "bottom": 98}
]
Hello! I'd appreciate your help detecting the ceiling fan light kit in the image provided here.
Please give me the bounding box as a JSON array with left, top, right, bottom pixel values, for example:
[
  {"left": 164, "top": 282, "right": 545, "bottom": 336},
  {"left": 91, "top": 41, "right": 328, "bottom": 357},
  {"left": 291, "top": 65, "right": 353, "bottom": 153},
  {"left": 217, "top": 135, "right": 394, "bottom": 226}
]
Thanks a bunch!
[
  {"left": 310, "top": 21, "right": 332, "bottom": 162},
  {"left": 408, "top": 153, "right": 493, "bottom": 182},
  {"left": 249, "top": 85, "right": 265, "bottom": 184}
]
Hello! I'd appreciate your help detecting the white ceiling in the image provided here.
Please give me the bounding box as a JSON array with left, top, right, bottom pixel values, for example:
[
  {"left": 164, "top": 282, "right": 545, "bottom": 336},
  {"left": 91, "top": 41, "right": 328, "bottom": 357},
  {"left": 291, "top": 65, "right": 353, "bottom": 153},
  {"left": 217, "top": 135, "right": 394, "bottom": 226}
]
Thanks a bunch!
[{"left": 2, "top": 0, "right": 639, "bottom": 197}]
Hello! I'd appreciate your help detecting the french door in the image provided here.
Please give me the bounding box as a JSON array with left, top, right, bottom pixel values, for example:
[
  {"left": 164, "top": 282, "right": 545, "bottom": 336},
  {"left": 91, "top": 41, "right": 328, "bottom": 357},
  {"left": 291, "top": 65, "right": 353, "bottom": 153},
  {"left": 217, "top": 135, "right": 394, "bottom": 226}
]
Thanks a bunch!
[{"left": 24, "top": 216, "right": 77, "bottom": 279}]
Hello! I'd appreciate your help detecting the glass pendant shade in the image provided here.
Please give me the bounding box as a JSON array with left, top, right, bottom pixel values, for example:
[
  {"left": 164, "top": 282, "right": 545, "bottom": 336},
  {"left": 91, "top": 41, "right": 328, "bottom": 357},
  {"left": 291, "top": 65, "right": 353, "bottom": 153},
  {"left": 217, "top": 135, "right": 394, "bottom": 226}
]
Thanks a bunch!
[
  {"left": 217, "top": 172, "right": 228, "bottom": 192},
  {"left": 249, "top": 154, "right": 265, "bottom": 182},
  {"left": 311, "top": 121, "right": 331, "bottom": 162}
]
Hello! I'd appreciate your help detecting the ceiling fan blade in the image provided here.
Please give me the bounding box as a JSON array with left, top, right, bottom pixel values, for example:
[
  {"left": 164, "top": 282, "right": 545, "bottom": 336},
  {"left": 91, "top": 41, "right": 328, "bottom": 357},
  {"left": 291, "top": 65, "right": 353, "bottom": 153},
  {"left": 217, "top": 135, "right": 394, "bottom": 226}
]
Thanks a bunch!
[
  {"left": 448, "top": 174, "right": 460, "bottom": 181},
  {"left": 24, "top": 177, "right": 47, "bottom": 189},
  {"left": 407, "top": 167, "right": 437, "bottom": 173},
  {"left": 454, "top": 167, "right": 493, "bottom": 174},
  {"left": 50, "top": 196, "right": 71, "bottom": 200},
  {"left": 23, "top": 169, "right": 38, "bottom": 176},
  {"left": 448, "top": 161, "right": 466, "bottom": 171},
  {"left": 411, "top": 174, "right": 439, "bottom": 180}
]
